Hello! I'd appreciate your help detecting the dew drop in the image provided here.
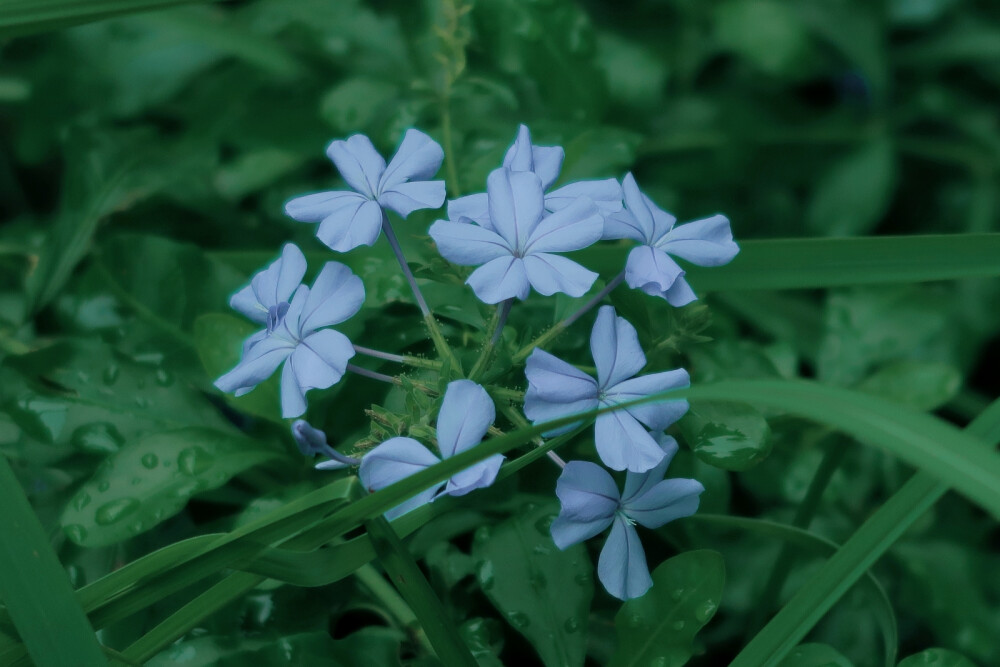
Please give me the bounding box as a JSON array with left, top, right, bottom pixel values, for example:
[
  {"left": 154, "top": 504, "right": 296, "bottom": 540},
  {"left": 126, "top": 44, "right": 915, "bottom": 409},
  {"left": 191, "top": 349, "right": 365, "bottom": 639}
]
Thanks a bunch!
[
  {"left": 506, "top": 612, "right": 530, "bottom": 629},
  {"left": 573, "top": 573, "right": 591, "bottom": 586},
  {"left": 97, "top": 480, "right": 110, "bottom": 492},
  {"left": 478, "top": 561, "right": 495, "bottom": 591},
  {"left": 648, "top": 657, "right": 670, "bottom": 667},
  {"left": 72, "top": 492, "right": 91, "bottom": 511},
  {"left": 474, "top": 526, "right": 492, "bottom": 545},
  {"left": 671, "top": 620, "right": 685, "bottom": 631},
  {"left": 534, "top": 515, "right": 554, "bottom": 535},
  {"left": 70, "top": 422, "right": 124, "bottom": 455},
  {"left": 95, "top": 498, "right": 140, "bottom": 525},
  {"left": 624, "top": 613, "right": 643, "bottom": 629},
  {"left": 178, "top": 446, "right": 214, "bottom": 476},
  {"left": 154, "top": 368, "right": 174, "bottom": 386},
  {"left": 695, "top": 601, "right": 716, "bottom": 623},
  {"left": 670, "top": 588, "right": 684, "bottom": 602},
  {"left": 141, "top": 453, "right": 159, "bottom": 469},
  {"left": 531, "top": 544, "right": 552, "bottom": 557},
  {"left": 528, "top": 569, "right": 547, "bottom": 589},
  {"left": 563, "top": 617, "right": 582, "bottom": 633},
  {"left": 134, "top": 396, "right": 150, "bottom": 408},
  {"left": 131, "top": 477, "right": 142, "bottom": 486},
  {"left": 102, "top": 364, "right": 120, "bottom": 385},
  {"left": 64, "top": 524, "right": 87, "bottom": 543}
]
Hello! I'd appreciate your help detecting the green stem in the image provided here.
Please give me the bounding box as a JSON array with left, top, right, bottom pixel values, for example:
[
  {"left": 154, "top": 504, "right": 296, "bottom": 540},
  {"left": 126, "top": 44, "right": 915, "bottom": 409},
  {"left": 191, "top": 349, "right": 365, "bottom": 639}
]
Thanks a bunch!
[
  {"left": 469, "top": 299, "right": 511, "bottom": 381},
  {"left": 441, "top": 104, "right": 461, "bottom": 198},
  {"left": 354, "top": 563, "right": 434, "bottom": 654}
]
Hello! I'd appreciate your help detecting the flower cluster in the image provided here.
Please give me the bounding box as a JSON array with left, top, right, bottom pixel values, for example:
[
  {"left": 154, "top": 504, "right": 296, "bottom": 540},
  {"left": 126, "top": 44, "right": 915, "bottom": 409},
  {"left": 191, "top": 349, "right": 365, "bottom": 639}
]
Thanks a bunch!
[{"left": 213, "top": 125, "right": 739, "bottom": 600}]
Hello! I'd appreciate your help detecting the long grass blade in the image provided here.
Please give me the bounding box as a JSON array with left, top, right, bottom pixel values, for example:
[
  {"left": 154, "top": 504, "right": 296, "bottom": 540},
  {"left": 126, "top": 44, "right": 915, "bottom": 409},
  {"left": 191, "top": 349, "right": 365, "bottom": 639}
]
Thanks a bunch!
[{"left": 0, "top": 0, "right": 219, "bottom": 38}]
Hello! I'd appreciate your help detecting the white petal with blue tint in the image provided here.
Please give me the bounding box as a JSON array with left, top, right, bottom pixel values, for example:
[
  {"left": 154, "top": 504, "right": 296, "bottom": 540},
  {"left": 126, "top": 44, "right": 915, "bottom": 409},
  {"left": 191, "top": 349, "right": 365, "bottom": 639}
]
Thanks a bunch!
[
  {"left": 466, "top": 256, "right": 531, "bottom": 304},
  {"left": 606, "top": 369, "right": 690, "bottom": 430},
  {"left": 524, "top": 197, "right": 603, "bottom": 254},
  {"left": 379, "top": 180, "right": 446, "bottom": 218},
  {"left": 486, "top": 168, "right": 544, "bottom": 251},
  {"left": 591, "top": 306, "right": 646, "bottom": 390},
  {"left": 550, "top": 461, "right": 619, "bottom": 549},
  {"left": 624, "top": 245, "right": 684, "bottom": 295},
  {"left": 284, "top": 190, "right": 367, "bottom": 223},
  {"left": 298, "top": 262, "right": 365, "bottom": 333},
  {"left": 598, "top": 515, "right": 653, "bottom": 600},
  {"left": 595, "top": 409, "right": 667, "bottom": 473},
  {"left": 316, "top": 197, "right": 384, "bottom": 252},
  {"left": 429, "top": 220, "right": 513, "bottom": 265},
  {"left": 623, "top": 478, "right": 704, "bottom": 529},
  {"left": 524, "top": 253, "right": 599, "bottom": 298},
  {"left": 621, "top": 434, "right": 680, "bottom": 503},
  {"left": 289, "top": 329, "right": 355, "bottom": 392},
  {"left": 326, "top": 134, "right": 385, "bottom": 198},
  {"left": 662, "top": 275, "right": 698, "bottom": 306},
  {"left": 546, "top": 178, "right": 624, "bottom": 215},
  {"left": 445, "top": 454, "right": 505, "bottom": 497},
  {"left": 502, "top": 125, "right": 565, "bottom": 190},
  {"left": 657, "top": 214, "right": 739, "bottom": 266},
  {"left": 359, "top": 437, "right": 443, "bottom": 520},
  {"left": 447, "top": 193, "right": 492, "bottom": 229},
  {"left": 436, "top": 380, "right": 496, "bottom": 459},
  {"left": 379, "top": 129, "right": 445, "bottom": 189},
  {"left": 230, "top": 243, "right": 306, "bottom": 323},
  {"left": 524, "top": 349, "right": 598, "bottom": 403},
  {"left": 214, "top": 335, "right": 294, "bottom": 396}
]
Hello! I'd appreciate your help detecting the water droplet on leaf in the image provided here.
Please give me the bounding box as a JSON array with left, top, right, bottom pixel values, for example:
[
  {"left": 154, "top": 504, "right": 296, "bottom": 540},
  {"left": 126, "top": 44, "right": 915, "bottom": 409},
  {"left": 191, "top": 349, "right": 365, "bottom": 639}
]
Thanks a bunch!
[
  {"left": 70, "top": 422, "right": 125, "bottom": 455},
  {"left": 102, "top": 364, "right": 120, "bottom": 385},
  {"left": 671, "top": 620, "right": 685, "bottom": 631},
  {"left": 671, "top": 588, "right": 684, "bottom": 601},
  {"left": 563, "top": 617, "right": 582, "bottom": 633},
  {"left": 178, "top": 446, "right": 214, "bottom": 476},
  {"left": 64, "top": 524, "right": 87, "bottom": 543},
  {"left": 695, "top": 601, "right": 716, "bottom": 622},
  {"left": 506, "top": 612, "right": 530, "bottom": 629},
  {"left": 95, "top": 498, "right": 140, "bottom": 525},
  {"left": 72, "top": 492, "right": 91, "bottom": 511},
  {"left": 141, "top": 453, "right": 158, "bottom": 469},
  {"left": 97, "top": 481, "right": 110, "bottom": 492}
]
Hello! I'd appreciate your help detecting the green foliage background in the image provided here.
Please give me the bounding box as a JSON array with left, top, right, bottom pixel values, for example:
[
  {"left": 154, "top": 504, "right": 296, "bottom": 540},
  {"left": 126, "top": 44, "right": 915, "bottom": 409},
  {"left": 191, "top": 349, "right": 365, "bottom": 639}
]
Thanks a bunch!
[{"left": 0, "top": 0, "right": 998, "bottom": 665}]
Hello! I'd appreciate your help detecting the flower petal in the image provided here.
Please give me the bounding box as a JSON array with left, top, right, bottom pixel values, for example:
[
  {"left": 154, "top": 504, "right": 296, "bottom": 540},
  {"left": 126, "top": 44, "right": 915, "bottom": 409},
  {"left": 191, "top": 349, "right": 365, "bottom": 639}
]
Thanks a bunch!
[
  {"left": 326, "top": 134, "right": 385, "bottom": 198},
  {"left": 598, "top": 515, "right": 653, "bottom": 600},
  {"left": 284, "top": 190, "right": 366, "bottom": 223},
  {"left": 662, "top": 275, "right": 698, "bottom": 307},
  {"left": 595, "top": 410, "right": 667, "bottom": 473},
  {"left": 602, "top": 210, "right": 648, "bottom": 243},
  {"left": 359, "top": 437, "right": 443, "bottom": 520},
  {"left": 623, "top": 477, "right": 704, "bottom": 529},
  {"left": 428, "top": 220, "right": 513, "bottom": 265},
  {"left": 523, "top": 253, "right": 599, "bottom": 298},
  {"left": 379, "top": 129, "right": 445, "bottom": 190},
  {"left": 503, "top": 124, "right": 536, "bottom": 173},
  {"left": 444, "top": 454, "right": 505, "bottom": 497},
  {"left": 616, "top": 173, "right": 663, "bottom": 242},
  {"left": 621, "top": 434, "right": 680, "bottom": 503},
  {"left": 524, "top": 197, "right": 603, "bottom": 254},
  {"left": 550, "top": 461, "right": 619, "bottom": 549},
  {"left": 214, "top": 334, "right": 294, "bottom": 396},
  {"left": 436, "top": 380, "right": 495, "bottom": 459},
  {"left": 447, "top": 193, "right": 492, "bottom": 230},
  {"left": 486, "top": 168, "right": 544, "bottom": 250},
  {"left": 299, "top": 262, "right": 365, "bottom": 333},
  {"left": 605, "top": 369, "right": 690, "bottom": 430},
  {"left": 316, "top": 197, "right": 384, "bottom": 252},
  {"left": 546, "top": 178, "right": 624, "bottom": 215},
  {"left": 524, "top": 348, "right": 598, "bottom": 403},
  {"left": 658, "top": 214, "right": 739, "bottom": 267},
  {"left": 624, "top": 245, "right": 684, "bottom": 295},
  {"left": 466, "top": 256, "right": 531, "bottom": 304},
  {"left": 379, "top": 180, "right": 446, "bottom": 218},
  {"left": 591, "top": 306, "right": 646, "bottom": 389},
  {"left": 280, "top": 361, "right": 307, "bottom": 418},
  {"left": 230, "top": 243, "right": 307, "bottom": 322}
]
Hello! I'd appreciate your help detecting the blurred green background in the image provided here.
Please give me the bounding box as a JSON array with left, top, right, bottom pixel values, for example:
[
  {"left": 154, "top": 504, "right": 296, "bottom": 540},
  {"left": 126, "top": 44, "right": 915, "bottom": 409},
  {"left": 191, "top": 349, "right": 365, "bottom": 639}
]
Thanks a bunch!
[{"left": 1, "top": 0, "right": 999, "bottom": 665}]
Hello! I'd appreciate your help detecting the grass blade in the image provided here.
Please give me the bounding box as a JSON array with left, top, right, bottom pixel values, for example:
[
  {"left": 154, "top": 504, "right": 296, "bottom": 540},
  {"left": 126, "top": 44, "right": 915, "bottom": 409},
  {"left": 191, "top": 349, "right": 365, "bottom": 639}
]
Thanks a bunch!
[
  {"left": 730, "top": 397, "right": 1000, "bottom": 666},
  {"left": 0, "top": 0, "right": 219, "bottom": 37},
  {"left": 0, "top": 456, "right": 106, "bottom": 666}
]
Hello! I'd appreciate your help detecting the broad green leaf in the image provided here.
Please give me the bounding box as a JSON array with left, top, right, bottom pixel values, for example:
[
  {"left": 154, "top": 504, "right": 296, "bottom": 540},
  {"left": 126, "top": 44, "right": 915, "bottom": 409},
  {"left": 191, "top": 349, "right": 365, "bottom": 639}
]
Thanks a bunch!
[
  {"left": 714, "top": 0, "right": 810, "bottom": 75},
  {"left": 807, "top": 139, "right": 897, "bottom": 237},
  {"left": 897, "top": 649, "right": 976, "bottom": 667},
  {"left": 60, "top": 427, "right": 281, "bottom": 547},
  {"left": 610, "top": 550, "right": 725, "bottom": 667},
  {"left": 777, "top": 643, "right": 853, "bottom": 666},
  {"left": 857, "top": 360, "right": 961, "bottom": 411},
  {"left": 320, "top": 77, "right": 400, "bottom": 132},
  {"left": 193, "top": 313, "right": 281, "bottom": 422},
  {"left": 0, "top": 456, "right": 106, "bottom": 667},
  {"left": 472, "top": 501, "right": 593, "bottom": 667},
  {"left": 680, "top": 401, "right": 772, "bottom": 472},
  {"left": 0, "top": 0, "right": 220, "bottom": 38}
]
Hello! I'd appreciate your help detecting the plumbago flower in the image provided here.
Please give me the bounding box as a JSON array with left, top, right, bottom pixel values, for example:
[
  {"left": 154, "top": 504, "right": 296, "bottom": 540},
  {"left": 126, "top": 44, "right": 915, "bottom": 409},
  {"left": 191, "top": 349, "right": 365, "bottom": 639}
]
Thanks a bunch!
[
  {"left": 284, "top": 129, "right": 446, "bottom": 252},
  {"left": 214, "top": 244, "right": 365, "bottom": 418},
  {"left": 524, "top": 305, "right": 690, "bottom": 473},
  {"left": 292, "top": 420, "right": 359, "bottom": 470},
  {"left": 359, "top": 380, "right": 504, "bottom": 519},
  {"left": 550, "top": 435, "right": 704, "bottom": 600},
  {"left": 604, "top": 173, "right": 739, "bottom": 306},
  {"left": 447, "top": 124, "right": 624, "bottom": 223},
  {"left": 429, "top": 167, "right": 603, "bottom": 304}
]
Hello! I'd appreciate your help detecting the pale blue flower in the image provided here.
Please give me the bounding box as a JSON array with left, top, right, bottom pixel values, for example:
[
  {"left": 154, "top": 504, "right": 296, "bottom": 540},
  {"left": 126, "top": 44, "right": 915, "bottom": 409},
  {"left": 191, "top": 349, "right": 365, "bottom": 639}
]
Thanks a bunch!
[
  {"left": 447, "top": 125, "right": 624, "bottom": 225},
  {"left": 429, "top": 167, "right": 603, "bottom": 304},
  {"left": 550, "top": 435, "right": 704, "bottom": 600},
  {"left": 215, "top": 248, "right": 365, "bottom": 418},
  {"left": 284, "top": 129, "right": 446, "bottom": 252},
  {"left": 524, "top": 305, "right": 689, "bottom": 473},
  {"left": 359, "top": 380, "right": 504, "bottom": 519},
  {"left": 603, "top": 173, "right": 739, "bottom": 306},
  {"left": 292, "top": 420, "right": 359, "bottom": 469}
]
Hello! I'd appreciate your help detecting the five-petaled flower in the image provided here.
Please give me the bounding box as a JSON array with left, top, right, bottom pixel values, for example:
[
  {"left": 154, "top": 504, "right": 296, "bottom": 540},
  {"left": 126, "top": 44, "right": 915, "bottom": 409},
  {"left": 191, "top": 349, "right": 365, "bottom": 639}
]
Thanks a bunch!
[
  {"left": 447, "top": 124, "right": 624, "bottom": 225},
  {"left": 284, "top": 129, "right": 446, "bottom": 252},
  {"left": 429, "top": 167, "right": 604, "bottom": 304},
  {"left": 359, "top": 380, "right": 504, "bottom": 519},
  {"left": 524, "top": 305, "right": 690, "bottom": 473},
  {"left": 603, "top": 173, "right": 739, "bottom": 306},
  {"left": 550, "top": 435, "right": 704, "bottom": 600},
  {"left": 214, "top": 243, "right": 365, "bottom": 418}
]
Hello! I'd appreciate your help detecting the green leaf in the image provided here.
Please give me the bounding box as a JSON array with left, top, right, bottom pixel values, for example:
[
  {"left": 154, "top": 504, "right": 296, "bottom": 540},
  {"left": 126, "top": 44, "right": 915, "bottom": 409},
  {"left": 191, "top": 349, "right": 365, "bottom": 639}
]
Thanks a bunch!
[
  {"left": 193, "top": 313, "right": 281, "bottom": 422},
  {"left": 714, "top": 0, "right": 811, "bottom": 75},
  {"left": 60, "top": 427, "right": 281, "bottom": 547},
  {"left": 320, "top": 77, "right": 400, "bottom": 133},
  {"left": 0, "top": 456, "right": 106, "bottom": 667},
  {"left": 610, "top": 550, "right": 725, "bottom": 667},
  {"left": 681, "top": 401, "right": 772, "bottom": 471},
  {"left": 897, "top": 649, "right": 976, "bottom": 667},
  {"left": 472, "top": 501, "right": 593, "bottom": 667},
  {"left": 0, "top": 0, "right": 220, "bottom": 38},
  {"left": 807, "top": 139, "right": 897, "bottom": 237},
  {"left": 856, "top": 360, "right": 961, "bottom": 411},
  {"left": 575, "top": 234, "right": 1000, "bottom": 292},
  {"left": 777, "top": 643, "right": 853, "bottom": 666}
]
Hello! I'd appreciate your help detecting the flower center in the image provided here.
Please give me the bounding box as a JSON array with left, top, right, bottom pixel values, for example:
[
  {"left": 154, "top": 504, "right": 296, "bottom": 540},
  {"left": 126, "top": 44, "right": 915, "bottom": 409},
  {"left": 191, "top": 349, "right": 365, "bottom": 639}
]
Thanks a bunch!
[{"left": 266, "top": 302, "right": 291, "bottom": 334}]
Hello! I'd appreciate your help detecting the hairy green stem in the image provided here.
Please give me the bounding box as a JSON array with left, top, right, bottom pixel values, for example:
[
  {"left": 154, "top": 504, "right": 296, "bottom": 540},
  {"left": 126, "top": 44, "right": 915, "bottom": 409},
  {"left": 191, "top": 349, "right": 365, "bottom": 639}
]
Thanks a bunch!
[{"left": 469, "top": 299, "right": 512, "bottom": 381}]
